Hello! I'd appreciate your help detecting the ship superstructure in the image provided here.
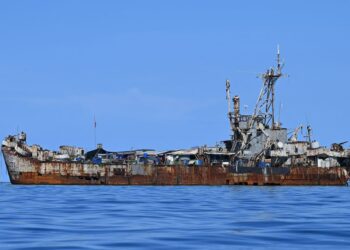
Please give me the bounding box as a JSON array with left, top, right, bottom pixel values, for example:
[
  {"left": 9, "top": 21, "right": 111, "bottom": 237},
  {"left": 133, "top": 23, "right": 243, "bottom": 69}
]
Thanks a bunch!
[
  {"left": 2, "top": 49, "right": 349, "bottom": 185},
  {"left": 224, "top": 48, "right": 350, "bottom": 170}
]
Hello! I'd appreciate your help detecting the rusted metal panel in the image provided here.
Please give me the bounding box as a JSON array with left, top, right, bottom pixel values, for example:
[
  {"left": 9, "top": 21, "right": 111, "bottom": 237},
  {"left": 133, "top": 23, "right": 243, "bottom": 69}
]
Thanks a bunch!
[{"left": 2, "top": 148, "right": 348, "bottom": 186}]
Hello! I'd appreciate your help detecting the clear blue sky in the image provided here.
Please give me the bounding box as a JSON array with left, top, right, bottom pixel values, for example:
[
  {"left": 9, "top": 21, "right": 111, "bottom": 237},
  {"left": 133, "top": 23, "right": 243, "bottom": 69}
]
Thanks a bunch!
[{"left": 1, "top": 1, "right": 349, "bottom": 181}]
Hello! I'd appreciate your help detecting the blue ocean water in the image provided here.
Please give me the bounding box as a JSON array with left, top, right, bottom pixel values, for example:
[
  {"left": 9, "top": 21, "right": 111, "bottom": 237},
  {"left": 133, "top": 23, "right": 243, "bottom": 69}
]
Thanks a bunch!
[{"left": 0, "top": 184, "right": 350, "bottom": 250}]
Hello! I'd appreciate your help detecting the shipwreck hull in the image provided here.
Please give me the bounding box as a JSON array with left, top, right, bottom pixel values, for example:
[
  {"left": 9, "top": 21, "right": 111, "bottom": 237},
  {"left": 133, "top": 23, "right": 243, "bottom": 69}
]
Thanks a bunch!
[{"left": 2, "top": 148, "right": 348, "bottom": 186}]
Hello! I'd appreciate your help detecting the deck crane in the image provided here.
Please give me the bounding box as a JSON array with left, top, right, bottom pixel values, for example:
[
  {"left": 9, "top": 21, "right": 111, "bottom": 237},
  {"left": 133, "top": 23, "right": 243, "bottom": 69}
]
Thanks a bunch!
[{"left": 289, "top": 125, "right": 303, "bottom": 142}]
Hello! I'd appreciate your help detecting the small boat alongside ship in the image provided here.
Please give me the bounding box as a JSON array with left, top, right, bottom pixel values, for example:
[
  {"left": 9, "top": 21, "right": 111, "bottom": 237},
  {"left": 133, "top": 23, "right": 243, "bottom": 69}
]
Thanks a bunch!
[{"left": 2, "top": 49, "right": 349, "bottom": 185}]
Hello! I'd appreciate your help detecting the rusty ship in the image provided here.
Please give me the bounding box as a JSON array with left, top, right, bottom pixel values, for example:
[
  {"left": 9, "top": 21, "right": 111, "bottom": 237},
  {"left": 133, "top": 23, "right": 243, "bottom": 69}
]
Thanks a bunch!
[{"left": 2, "top": 49, "right": 350, "bottom": 185}]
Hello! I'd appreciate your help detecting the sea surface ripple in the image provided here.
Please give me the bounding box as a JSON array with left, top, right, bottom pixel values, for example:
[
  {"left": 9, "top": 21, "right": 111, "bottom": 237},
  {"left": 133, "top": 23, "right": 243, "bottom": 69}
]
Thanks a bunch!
[{"left": 0, "top": 183, "right": 350, "bottom": 249}]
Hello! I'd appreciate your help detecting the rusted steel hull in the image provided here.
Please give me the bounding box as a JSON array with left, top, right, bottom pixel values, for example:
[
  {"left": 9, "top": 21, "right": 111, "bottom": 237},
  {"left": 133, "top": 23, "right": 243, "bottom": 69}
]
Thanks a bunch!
[{"left": 2, "top": 148, "right": 348, "bottom": 186}]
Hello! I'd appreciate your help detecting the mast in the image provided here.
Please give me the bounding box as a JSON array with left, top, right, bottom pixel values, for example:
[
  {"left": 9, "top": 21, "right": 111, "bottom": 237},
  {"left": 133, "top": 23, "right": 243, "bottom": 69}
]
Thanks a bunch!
[
  {"left": 94, "top": 115, "right": 97, "bottom": 148},
  {"left": 251, "top": 45, "right": 285, "bottom": 129},
  {"left": 272, "top": 45, "right": 281, "bottom": 128},
  {"left": 226, "top": 79, "right": 234, "bottom": 133}
]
